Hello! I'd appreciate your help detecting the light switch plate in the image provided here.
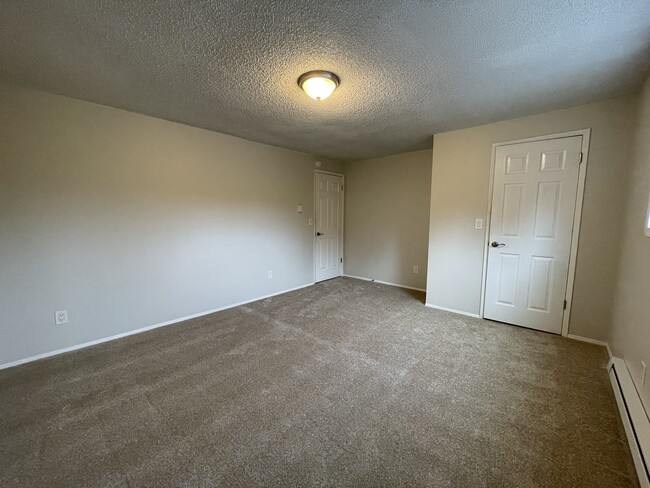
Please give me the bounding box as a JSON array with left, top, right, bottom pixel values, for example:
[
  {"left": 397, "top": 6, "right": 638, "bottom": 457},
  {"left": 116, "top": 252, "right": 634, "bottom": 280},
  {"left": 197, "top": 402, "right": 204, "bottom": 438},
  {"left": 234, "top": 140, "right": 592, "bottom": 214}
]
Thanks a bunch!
[
  {"left": 297, "top": 204, "right": 303, "bottom": 213},
  {"left": 475, "top": 218, "right": 483, "bottom": 230}
]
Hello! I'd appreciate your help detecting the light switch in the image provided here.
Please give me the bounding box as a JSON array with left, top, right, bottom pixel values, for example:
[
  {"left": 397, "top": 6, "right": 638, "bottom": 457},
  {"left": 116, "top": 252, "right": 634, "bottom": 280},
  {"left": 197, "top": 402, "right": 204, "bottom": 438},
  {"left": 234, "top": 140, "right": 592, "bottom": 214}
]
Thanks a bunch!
[
  {"left": 308, "top": 218, "right": 313, "bottom": 226},
  {"left": 297, "top": 204, "right": 303, "bottom": 213},
  {"left": 475, "top": 218, "right": 483, "bottom": 230}
]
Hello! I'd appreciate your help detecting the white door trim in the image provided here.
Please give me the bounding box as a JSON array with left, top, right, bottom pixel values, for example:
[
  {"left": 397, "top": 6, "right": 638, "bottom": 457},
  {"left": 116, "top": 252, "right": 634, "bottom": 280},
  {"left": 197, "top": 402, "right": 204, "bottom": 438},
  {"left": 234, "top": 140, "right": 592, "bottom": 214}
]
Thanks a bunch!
[
  {"left": 313, "top": 170, "right": 345, "bottom": 282},
  {"left": 479, "top": 129, "right": 591, "bottom": 337}
]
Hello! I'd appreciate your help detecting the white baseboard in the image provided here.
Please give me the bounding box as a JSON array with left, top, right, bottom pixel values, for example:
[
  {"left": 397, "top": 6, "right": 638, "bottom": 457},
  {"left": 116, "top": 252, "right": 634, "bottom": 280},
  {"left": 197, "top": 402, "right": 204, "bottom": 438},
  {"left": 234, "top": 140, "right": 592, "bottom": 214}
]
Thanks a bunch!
[
  {"left": 424, "top": 303, "right": 481, "bottom": 318},
  {"left": 609, "top": 358, "right": 650, "bottom": 488},
  {"left": 567, "top": 334, "right": 613, "bottom": 359},
  {"left": 0, "top": 282, "right": 315, "bottom": 371},
  {"left": 342, "top": 274, "right": 425, "bottom": 292}
]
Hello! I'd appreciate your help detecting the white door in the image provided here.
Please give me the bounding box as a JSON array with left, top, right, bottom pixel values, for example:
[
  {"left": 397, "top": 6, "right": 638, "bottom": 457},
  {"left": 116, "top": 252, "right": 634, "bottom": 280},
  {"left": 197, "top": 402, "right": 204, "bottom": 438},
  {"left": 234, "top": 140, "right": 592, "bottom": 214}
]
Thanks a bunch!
[
  {"left": 314, "top": 172, "right": 343, "bottom": 282},
  {"left": 484, "top": 136, "right": 583, "bottom": 334}
]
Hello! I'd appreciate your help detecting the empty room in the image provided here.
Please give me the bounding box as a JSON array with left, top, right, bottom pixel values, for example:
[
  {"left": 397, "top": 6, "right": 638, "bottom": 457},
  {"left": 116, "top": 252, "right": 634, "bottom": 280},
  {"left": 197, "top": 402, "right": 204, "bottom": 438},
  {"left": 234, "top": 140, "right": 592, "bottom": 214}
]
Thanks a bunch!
[{"left": 1, "top": 1, "right": 650, "bottom": 487}]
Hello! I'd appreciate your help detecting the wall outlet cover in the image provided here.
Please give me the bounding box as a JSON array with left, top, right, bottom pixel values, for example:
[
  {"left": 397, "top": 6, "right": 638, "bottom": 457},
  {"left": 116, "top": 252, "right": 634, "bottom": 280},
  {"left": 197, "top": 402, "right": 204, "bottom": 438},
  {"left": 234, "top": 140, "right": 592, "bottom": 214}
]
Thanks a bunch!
[{"left": 55, "top": 310, "right": 68, "bottom": 326}]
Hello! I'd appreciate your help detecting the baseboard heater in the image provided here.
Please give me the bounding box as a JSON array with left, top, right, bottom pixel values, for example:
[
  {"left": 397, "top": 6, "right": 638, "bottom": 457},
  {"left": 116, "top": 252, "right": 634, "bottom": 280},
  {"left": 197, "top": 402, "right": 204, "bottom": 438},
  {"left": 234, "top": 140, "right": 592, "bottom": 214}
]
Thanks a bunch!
[{"left": 609, "top": 358, "right": 650, "bottom": 488}]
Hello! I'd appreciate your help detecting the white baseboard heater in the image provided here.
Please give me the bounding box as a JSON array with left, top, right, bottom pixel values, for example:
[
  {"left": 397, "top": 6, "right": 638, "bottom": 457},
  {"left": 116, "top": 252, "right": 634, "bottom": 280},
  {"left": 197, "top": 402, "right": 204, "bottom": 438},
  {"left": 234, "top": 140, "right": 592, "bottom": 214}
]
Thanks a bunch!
[{"left": 609, "top": 358, "right": 650, "bottom": 488}]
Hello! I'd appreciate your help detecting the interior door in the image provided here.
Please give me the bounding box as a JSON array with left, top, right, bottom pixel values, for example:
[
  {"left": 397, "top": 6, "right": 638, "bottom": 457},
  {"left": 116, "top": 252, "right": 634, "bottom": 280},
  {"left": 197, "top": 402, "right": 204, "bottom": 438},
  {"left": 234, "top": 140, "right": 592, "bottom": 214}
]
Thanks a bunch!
[
  {"left": 484, "top": 136, "right": 583, "bottom": 334},
  {"left": 314, "top": 172, "right": 343, "bottom": 282}
]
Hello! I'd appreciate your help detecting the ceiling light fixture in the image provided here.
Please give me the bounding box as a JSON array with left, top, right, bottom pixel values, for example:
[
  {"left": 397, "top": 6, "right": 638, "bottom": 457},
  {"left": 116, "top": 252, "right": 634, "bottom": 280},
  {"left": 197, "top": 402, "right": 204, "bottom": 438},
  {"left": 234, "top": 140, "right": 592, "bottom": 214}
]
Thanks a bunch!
[{"left": 298, "top": 70, "right": 340, "bottom": 101}]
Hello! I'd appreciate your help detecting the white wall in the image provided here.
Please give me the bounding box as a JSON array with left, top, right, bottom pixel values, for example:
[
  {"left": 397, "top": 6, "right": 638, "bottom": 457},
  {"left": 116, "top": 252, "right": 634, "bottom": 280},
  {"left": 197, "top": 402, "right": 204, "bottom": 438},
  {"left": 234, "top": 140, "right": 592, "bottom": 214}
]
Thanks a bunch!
[
  {"left": 0, "top": 84, "right": 343, "bottom": 366},
  {"left": 344, "top": 150, "right": 432, "bottom": 290},
  {"left": 426, "top": 95, "right": 638, "bottom": 340},
  {"left": 609, "top": 76, "right": 650, "bottom": 412}
]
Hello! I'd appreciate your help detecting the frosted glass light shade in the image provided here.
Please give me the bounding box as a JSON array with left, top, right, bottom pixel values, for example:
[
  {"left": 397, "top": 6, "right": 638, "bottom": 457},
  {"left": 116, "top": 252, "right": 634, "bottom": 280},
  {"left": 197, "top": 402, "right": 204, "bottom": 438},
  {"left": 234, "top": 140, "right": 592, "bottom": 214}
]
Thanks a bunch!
[{"left": 298, "top": 71, "right": 340, "bottom": 101}]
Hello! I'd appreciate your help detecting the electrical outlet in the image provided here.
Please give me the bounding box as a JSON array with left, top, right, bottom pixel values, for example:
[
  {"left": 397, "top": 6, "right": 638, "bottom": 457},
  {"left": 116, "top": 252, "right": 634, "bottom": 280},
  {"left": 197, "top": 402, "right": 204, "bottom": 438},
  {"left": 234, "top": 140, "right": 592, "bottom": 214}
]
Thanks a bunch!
[
  {"left": 475, "top": 218, "right": 483, "bottom": 230},
  {"left": 268, "top": 271, "right": 273, "bottom": 279},
  {"left": 413, "top": 265, "right": 419, "bottom": 274},
  {"left": 55, "top": 310, "right": 68, "bottom": 326}
]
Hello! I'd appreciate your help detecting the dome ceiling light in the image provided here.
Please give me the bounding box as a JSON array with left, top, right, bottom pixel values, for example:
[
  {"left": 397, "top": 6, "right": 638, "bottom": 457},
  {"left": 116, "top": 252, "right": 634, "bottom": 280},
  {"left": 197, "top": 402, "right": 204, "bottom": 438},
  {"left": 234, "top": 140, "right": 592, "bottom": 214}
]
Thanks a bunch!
[{"left": 298, "top": 70, "right": 340, "bottom": 101}]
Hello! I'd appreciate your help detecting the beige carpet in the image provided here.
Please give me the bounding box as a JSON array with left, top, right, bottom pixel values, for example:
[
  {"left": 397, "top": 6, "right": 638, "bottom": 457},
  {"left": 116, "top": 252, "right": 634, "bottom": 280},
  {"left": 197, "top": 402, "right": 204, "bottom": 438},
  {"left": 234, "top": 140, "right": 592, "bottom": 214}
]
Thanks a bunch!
[{"left": 0, "top": 277, "right": 639, "bottom": 487}]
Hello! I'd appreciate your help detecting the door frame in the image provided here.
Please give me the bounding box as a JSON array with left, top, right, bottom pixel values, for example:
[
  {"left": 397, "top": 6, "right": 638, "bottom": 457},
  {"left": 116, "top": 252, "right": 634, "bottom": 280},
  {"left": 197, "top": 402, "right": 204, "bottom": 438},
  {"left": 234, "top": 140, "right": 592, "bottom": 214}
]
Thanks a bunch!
[
  {"left": 313, "top": 170, "right": 345, "bottom": 283},
  {"left": 479, "top": 129, "right": 591, "bottom": 337}
]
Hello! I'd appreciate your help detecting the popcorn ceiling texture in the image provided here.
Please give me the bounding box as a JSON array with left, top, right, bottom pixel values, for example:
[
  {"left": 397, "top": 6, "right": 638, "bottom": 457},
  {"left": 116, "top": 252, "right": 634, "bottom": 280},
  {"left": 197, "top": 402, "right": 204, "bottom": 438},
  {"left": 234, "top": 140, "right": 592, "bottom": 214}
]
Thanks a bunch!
[{"left": 1, "top": 0, "right": 649, "bottom": 160}]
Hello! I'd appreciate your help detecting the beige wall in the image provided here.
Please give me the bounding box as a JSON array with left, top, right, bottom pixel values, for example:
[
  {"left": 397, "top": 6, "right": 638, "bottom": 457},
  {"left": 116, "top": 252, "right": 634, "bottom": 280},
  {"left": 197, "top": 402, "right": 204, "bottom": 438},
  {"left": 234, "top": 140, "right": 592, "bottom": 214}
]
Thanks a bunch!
[
  {"left": 426, "top": 95, "right": 638, "bottom": 340},
  {"left": 0, "top": 84, "right": 343, "bottom": 366},
  {"left": 609, "top": 77, "right": 650, "bottom": 411},
  {"left": 344, "top": 150, "right": 432, "bottom": 290}
]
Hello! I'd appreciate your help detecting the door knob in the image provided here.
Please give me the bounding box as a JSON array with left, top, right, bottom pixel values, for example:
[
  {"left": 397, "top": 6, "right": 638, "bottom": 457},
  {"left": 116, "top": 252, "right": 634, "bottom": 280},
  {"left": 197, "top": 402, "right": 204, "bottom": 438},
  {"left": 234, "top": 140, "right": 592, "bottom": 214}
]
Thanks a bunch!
[
  {"left": 316, "top": 232, "right": 324, "bottom": 236},
  {"left": 491, "top": 241, "right": 505, "bottom": 248}
]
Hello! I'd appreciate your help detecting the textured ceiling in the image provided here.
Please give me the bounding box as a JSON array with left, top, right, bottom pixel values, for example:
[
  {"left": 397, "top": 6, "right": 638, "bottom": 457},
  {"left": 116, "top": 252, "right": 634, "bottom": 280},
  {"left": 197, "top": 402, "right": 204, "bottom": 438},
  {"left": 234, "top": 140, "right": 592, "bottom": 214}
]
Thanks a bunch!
[{"left": 1, "top": 1, "right": 650, "bottom": 160}]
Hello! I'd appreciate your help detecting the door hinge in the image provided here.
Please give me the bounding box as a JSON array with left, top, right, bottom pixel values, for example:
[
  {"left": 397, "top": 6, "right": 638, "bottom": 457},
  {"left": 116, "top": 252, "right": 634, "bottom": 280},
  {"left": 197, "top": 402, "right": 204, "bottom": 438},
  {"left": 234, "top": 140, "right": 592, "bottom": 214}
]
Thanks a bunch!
[
  {"left": 563, "top": 299, "right": 567, "bottom": 310},
  {"left": 578, "top": 152, "right": 583, "bottom": 164}
]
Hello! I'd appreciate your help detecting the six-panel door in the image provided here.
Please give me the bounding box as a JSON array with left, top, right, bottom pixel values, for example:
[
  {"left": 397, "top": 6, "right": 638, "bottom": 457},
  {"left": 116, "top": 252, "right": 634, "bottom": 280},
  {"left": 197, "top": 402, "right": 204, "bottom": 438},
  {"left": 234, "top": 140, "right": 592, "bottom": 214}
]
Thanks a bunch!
[
  {"left": 484, "top": 136, "right": 582, "bottom": 334},
  {"left": 314, "top": 172, "right": 343, "bottom": 282}
]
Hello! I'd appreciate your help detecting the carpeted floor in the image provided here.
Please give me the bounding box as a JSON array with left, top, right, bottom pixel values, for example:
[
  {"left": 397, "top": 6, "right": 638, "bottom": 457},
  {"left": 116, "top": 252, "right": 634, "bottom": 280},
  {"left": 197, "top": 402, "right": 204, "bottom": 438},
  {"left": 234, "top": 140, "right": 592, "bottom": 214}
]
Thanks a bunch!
[{"left": 0, "top": 277, "right": 639, "bottom": 487}]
